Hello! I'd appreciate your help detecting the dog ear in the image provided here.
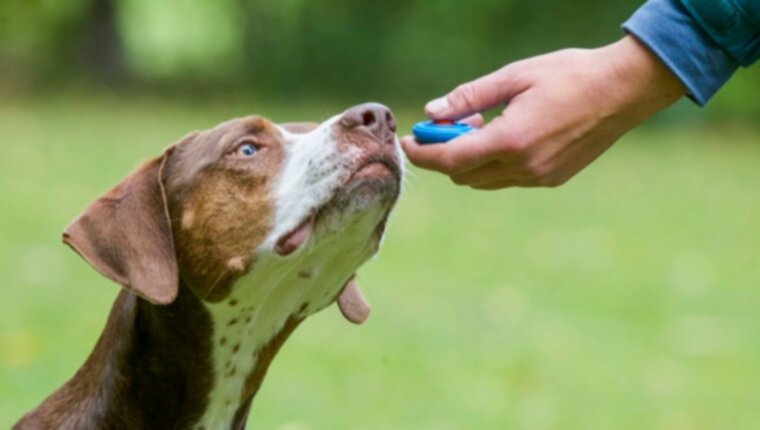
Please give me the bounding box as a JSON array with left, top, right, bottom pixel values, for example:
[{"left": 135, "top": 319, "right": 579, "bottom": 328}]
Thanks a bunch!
[{"left": 63, "top": 148, "right": 178, "bottom": 305}]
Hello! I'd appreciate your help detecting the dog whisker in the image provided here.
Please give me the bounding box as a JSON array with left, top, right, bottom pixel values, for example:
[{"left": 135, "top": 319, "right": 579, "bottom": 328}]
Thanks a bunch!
[
  {"left": 23, "top": 103, "right": 404, "bottom": 429},
  {"left": 203, "top": 268, "right": 232, "bottom": 301}
]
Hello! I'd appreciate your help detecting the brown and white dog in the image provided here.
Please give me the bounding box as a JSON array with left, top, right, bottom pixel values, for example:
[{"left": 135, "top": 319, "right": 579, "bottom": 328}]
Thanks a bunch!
[{"left": 15, "top": 103, "right": 403, "bottom": 430}]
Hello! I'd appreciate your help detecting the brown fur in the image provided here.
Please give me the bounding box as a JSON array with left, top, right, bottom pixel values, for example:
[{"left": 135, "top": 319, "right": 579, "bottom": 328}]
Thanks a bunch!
[
  {"left": 15, "top": 286, "right": 214, "bottom": 429},
  {"left": 165, "top": 117, "right": 286, "bottom": 302},
  {"left": 62, "top": 153, "right": 179, "bottom": 305},
  {"left": 17, "top": 116, "right": 287, "bottom": 429},
  {"left": 234, "top": 315, "right": 303, "bottom": 424},
  {"left": 15, "top": 107, "right": 400, "bottom": 430}
]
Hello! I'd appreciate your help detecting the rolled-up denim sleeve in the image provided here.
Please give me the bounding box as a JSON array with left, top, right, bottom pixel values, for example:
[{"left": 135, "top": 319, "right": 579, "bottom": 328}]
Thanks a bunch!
[
  {"left": 623, "top": 0, "right": 739, "bottom": 106},
  {"left": 681, "top": 0, "right": 760, "bottom": 67}
]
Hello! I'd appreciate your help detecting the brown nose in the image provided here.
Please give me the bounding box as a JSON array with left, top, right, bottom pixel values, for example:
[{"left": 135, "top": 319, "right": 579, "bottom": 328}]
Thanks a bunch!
[{"left": 340, "top": 103, "right": 397, "bottom": 144}]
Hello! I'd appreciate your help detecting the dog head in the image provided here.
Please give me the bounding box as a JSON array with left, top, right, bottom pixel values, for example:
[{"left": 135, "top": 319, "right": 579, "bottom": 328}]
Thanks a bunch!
[{"left": 63, "top": 103, "right": 402, "bottom": 322}]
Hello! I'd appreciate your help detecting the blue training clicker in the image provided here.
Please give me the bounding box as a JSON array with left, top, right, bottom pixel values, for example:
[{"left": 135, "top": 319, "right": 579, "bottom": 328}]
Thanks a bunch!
[{"left": 412, "top": 120, "right": 475, "bottom": 144}]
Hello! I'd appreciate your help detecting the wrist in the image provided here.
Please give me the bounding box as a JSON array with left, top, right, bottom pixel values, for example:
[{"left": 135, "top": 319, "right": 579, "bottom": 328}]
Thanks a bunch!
[{"left": 603, "top": 35, "right": 686, "bottom": 120}]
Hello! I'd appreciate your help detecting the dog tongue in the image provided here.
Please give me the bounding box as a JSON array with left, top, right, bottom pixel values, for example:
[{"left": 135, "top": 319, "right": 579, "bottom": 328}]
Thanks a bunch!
[
  {"left": 275, "top": 217, "right": 314, "bottom": 256},
  {"left": 337, "top": 276, "right": 371, "bottom": 324}
]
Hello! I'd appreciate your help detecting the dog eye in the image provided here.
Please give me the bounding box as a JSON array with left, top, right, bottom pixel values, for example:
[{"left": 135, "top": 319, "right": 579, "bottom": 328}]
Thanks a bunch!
[{"left": 236, "top": 142, "right": 258, "bottom": 157}]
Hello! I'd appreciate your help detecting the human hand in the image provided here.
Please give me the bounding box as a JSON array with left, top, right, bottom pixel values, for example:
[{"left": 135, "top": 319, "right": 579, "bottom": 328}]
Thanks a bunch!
[{"left": 401, "top": 35, "right": 686, "bottom": 189}]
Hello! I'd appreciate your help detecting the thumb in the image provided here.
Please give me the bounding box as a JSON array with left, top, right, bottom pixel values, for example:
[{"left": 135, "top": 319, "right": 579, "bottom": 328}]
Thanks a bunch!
[{"left": 425, "top": 64, "right": 527, "bottom": 120}]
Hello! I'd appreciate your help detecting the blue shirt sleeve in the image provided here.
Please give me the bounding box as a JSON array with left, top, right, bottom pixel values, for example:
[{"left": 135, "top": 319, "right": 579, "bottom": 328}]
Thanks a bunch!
[
  {"left": 623, "top": 0, "right": 739, "bottom": 106},
  {"left": 681, "top": 0, "right": 760, "bottom": 66}
]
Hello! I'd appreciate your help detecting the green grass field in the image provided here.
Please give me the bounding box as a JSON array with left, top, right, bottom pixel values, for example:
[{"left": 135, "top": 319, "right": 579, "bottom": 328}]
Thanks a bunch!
[{"left": 1, "top": 94, "right": 759, "bottom": 429}]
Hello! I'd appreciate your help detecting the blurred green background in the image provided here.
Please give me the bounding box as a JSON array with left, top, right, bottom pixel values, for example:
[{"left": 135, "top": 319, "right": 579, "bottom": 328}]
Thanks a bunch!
[{"left": 1, "top": 0, "right": 759, "bottom": 429}]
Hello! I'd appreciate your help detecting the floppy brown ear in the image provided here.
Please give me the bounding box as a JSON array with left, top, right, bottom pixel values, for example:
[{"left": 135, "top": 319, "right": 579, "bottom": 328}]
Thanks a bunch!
[{"left": 63, "top": 149, "right": 178, "bottom": 305}]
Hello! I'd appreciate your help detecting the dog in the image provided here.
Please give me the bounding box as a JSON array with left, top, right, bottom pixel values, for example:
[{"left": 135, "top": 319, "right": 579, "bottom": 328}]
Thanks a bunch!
[{"left": 14, "top": 103, "right": 403, "bottom": 430}]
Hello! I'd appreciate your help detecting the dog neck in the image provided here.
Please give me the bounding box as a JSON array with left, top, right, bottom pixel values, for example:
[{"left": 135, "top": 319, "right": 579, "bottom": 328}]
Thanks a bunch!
[
  {"left": 20, "top": 210, "right": 384, "bottom": 430},
  {"left": 18, "top": 282, "right": 300, "bottom": 430},
  {"left": 194, "top": 231, "right": 377, "bottom": 429}
]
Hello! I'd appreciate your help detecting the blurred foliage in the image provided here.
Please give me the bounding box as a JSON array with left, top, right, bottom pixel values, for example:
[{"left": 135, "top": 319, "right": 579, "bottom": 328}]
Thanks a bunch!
[
  {"left": 1, "top": 0, "right": 758, "bottom": 118},
  {"left": 1, "top": 1, "right": 759, "bottom": 427}
]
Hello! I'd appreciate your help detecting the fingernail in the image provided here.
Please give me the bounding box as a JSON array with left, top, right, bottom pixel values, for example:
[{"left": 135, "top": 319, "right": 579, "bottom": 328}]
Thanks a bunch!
[
  {"left": 399, "top": 136, "right": 415, "bottom": 148},
  {"left": 425, "top": 97, "right": 449, "bottom": 117}
]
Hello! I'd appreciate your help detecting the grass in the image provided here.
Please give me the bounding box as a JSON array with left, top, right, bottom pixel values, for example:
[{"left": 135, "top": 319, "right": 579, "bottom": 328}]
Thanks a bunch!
[{"left": 1, "top": 93, "right": 759, "bottom": 429}]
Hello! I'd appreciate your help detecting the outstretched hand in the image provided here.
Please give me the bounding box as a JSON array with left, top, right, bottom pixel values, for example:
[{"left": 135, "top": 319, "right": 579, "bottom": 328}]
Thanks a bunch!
[{"left": 401, "top": 36, "right": 685, "bottom": 189}]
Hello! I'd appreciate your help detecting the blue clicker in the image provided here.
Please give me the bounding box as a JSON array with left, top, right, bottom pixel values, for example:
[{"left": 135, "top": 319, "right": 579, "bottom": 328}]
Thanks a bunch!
[{"left": 412, "top": 120, "right": 475, "bottom": 144}]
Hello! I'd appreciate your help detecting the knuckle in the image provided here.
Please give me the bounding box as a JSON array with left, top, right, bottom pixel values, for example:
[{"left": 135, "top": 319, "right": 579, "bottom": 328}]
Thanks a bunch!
[
  {"left": 437, "top": 153, "right": 459, "bottom": 173},
  {"left": 543, "top": 175, "right": 570, "bottom": 188},
  {"left": 552, "top": 175, "right": 571, "bottom": 188},
  {"left": 500, "top": 132, "right": 529, "bottom": 155},
  {"left": 523, "top": 161, "right": 548, "bottom": 179},
  {"left": 452, "top": 83, "right": 479, "bottom": 112},
  {"left": 450, "top": 175, "right": 468, "bottom": 186}
]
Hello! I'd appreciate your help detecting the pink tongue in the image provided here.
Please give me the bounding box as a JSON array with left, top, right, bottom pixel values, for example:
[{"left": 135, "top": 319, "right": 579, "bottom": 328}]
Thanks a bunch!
[
  {"left": 275, "top": 217, "right": 314, "bottom": 256},
  {"left": 337, "top": 277, "right": 371, "bottom": 324}
]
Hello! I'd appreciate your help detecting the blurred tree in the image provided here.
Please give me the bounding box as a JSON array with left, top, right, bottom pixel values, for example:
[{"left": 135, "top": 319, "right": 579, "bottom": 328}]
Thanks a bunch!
[
  {"left": 118, "top": 0, "right": 242, "bottom": 83},
  {"left": 0, "top": 0, "right": 127, "bottom": 85},
  {"left": 80, "top": 0, "right": 127, "bottom": 83},
  {"left": 0, "top": 0, "right": 757, "bottom": 117},
  {"left": 236, "top": 0, "right": 412, "bottom": 97}
]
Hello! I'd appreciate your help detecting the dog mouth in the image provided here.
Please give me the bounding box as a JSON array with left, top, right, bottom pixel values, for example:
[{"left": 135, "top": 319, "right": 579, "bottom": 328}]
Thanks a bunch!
[
  {"left": 273, "top": 156, "right": 400, "bottom": 258},
  {"left": 274, "top": 215, "right": 315, "bottom": 256},
  {"left": 350, "top": 155, "right": 402, "bottom": 184},
  {"left": 272, "top": 139, "right": 402, "bottom": 259}
]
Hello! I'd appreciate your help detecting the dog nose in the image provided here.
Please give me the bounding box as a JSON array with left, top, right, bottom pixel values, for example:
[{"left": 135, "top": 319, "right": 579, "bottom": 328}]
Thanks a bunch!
[{"left": 340, "top": 103, "right": 397, "bottom": 144}]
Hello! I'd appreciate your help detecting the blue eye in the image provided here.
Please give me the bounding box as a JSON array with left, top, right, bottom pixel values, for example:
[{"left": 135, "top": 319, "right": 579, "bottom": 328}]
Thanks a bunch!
[{"left": 237, "top": 143, "right": 258, "bottom": 157}]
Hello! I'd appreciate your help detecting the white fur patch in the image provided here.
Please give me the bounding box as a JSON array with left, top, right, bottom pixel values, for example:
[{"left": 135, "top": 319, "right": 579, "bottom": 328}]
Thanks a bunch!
[
  {"left": 264, "top": 115, "right": 358, "bottom": 250},
  {"left": 193, "top": 116, "right": 399, "bottom": 429}
]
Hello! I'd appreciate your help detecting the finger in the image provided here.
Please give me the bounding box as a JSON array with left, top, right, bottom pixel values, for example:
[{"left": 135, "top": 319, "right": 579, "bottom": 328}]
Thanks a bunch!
[
  {"left": 460, "top": 113, "right": 485, "bottom": 128},
  {"left": 470, "top": 180, "right": 517, "bottom": 191},
  {"left": 540, "top": 128, "right": 625, "bottom": 187},
  {"left": 400, "top": 120, "right": 511, "bottom": 174},
  {"left": 450, "top": 161, "right": 511, "bottom": 186},
  {"left": 425, "top": 64, "right": 529, "bottom": 120},
  {"left": 398, "top": 113, "right": 483, "bottom": 153}
]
